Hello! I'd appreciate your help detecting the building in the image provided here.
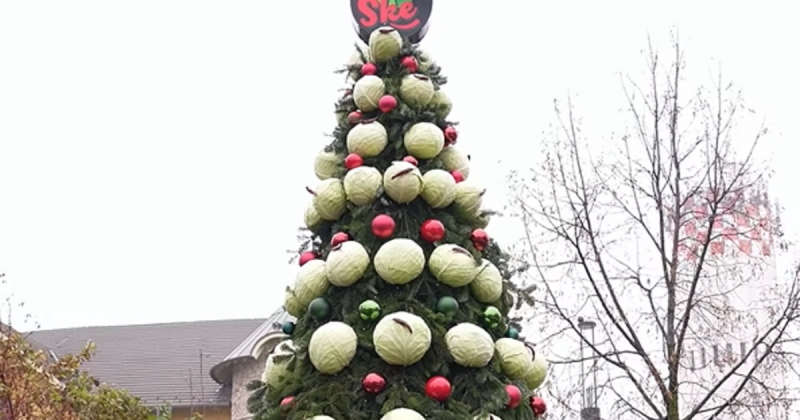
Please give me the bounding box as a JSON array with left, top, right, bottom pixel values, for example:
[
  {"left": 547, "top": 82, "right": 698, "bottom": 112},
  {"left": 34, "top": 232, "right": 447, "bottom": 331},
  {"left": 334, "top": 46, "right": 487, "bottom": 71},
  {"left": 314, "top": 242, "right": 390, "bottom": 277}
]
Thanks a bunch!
[{"left": 26, "top": 308, "right": 292, "bottom": 420}]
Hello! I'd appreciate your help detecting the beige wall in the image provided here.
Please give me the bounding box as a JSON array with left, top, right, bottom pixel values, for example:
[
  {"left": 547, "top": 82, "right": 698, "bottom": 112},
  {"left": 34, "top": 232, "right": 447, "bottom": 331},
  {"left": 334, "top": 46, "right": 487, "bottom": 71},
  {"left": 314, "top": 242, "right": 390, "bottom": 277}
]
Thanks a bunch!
[
  {"left": 171, "top": 406, "right": 230, "bottom": 420},
  {"left": 230, "top": 353, "right": 267, "bottom": 420}
]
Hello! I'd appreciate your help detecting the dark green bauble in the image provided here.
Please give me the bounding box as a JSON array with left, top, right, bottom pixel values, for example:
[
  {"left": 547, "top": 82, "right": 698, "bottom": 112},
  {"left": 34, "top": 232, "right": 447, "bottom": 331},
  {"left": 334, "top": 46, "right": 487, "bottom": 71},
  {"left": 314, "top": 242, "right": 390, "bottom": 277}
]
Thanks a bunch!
[
  {"left": 482, "top": 306, "right": 502, "bottom": 329},
  {"left": 359, "top": 300, "right": 382, "bottom": 321},
  {"left": 308, "top": 298, "right": 332, "bottom": 321},
  {"left": 281, "top": 321, "right": 296, "bottom": 336},
  {"left": 505, "top": 326, "right": 520, "bottom": 339},
  {"left": 436, "top": 296, "right": 459, "bottom": 317}
]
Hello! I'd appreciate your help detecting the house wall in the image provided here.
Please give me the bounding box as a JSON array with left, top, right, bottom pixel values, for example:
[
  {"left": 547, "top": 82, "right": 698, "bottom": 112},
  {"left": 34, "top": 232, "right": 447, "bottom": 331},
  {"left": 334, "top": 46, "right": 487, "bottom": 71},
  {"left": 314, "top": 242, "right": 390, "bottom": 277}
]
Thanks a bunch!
[
  {"left": 172, "top": 406, "right": 230, "bottom": 420},
  {"left": 231, "top": 353, "right": 268, "bottom": 420}
]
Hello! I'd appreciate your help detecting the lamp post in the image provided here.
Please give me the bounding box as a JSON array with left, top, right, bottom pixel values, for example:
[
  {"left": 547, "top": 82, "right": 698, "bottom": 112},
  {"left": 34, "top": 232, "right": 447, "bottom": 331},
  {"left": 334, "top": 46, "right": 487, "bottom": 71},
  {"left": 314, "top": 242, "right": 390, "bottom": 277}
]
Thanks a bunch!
[{"left": 578, "top": 317, "right": 602, "bottom": 420}]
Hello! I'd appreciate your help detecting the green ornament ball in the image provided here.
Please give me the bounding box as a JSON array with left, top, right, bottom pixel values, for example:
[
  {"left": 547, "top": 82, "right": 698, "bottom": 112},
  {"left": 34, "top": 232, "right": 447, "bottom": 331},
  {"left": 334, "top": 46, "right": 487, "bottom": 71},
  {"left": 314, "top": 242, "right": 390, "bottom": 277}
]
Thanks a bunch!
[
  {"left": 308, "top": 297, "right": 332, "bottom": 321},
  {"left": 436, "top": 296, "right": 460, "bottom": 317},
  {"left": 482, "top": 306, "right": 502, "bottom": 329},
  {"left": 505, "top": 326, "right": 520, "bottom": 339},
  {"left": 359, "top": 300, "right": 382, "bottom": 321},
  {"left": 281, "top": 321, "right": 296, "bottom": 336}
]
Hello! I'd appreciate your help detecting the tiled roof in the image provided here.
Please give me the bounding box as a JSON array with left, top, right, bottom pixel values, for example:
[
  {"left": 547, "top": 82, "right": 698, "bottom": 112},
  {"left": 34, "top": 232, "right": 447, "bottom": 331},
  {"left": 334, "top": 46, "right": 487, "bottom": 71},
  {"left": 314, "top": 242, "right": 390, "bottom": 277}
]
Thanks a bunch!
[
  {"left": 210, "top": 309, "right": 293, "bottom": 385},
  {"left": 28, "top": 318, "right": 265, "bottom": 407}
]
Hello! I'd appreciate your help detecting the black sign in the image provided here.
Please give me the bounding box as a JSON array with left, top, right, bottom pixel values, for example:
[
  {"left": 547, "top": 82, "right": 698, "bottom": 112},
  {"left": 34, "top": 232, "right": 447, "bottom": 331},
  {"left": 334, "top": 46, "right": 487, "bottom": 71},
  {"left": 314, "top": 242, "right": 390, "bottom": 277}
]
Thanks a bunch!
[{"left": 351, "top": 0, "right": 433, "bottom": 44}]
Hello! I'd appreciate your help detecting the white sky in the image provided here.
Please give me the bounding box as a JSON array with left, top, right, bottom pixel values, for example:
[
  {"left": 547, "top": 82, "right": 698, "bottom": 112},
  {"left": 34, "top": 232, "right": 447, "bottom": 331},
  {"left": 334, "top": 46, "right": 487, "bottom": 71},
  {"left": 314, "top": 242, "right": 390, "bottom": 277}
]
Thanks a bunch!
[{"left": 0, "top": 1, "right": 796, "bottom": 329}]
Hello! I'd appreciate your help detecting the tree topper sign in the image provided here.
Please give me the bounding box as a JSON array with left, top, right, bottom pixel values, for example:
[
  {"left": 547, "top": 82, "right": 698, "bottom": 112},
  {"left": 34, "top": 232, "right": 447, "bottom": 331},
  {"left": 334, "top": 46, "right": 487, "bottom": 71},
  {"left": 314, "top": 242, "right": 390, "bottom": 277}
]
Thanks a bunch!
[{"left": 351, "top": 0, "right": 433, "bottom": 44}]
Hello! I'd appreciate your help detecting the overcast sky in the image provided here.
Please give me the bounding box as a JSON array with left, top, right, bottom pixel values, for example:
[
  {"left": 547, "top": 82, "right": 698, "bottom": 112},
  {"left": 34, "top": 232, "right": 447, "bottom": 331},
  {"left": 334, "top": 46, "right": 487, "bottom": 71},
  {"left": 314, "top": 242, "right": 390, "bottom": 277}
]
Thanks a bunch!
[{"left": 0, "top": 1, "right": 796, "bottom": 330}]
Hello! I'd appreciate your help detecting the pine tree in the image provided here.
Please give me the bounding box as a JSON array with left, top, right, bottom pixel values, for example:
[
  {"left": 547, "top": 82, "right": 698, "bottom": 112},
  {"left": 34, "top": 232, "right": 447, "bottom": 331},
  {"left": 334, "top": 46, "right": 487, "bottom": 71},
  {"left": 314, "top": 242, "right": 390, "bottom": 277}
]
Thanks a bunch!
[{"left": 247, "top": 27, "right": 548, "bottom": 420}]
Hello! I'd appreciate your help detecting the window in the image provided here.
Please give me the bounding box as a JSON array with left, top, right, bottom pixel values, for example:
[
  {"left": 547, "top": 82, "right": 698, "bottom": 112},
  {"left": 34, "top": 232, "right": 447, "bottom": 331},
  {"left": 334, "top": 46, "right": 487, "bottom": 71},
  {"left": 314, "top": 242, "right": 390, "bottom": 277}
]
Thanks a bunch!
[
  {"left": 690, "top": 350, "right": 696, "bottom": 371},
  {"left": 701, "top": 348, "right": 707, "bottom": 366},
  {"left": 726, "top": 342, "right": 733, "bottom": 362},
  {"left": 740, "top": 342, "right": 747, "bottom": 362},
  {"left": 713, "top": 345, "right": 719, "bottom": 365}
]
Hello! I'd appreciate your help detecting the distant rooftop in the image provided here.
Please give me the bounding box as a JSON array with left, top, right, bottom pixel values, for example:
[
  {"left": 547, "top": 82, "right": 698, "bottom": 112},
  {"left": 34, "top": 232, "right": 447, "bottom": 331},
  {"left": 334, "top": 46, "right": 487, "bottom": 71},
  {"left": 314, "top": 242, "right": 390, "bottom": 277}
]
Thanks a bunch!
[{"left": 28, "top": 318, "right": 266, "bottom": 407}]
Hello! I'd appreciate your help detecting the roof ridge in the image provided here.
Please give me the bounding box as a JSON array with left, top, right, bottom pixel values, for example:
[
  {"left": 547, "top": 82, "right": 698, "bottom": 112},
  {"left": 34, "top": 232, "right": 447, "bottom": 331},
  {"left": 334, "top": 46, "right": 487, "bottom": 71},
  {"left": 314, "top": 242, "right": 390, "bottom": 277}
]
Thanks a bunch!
[{"left": 25, "top": 318, "right": 267, "bottom": 333}]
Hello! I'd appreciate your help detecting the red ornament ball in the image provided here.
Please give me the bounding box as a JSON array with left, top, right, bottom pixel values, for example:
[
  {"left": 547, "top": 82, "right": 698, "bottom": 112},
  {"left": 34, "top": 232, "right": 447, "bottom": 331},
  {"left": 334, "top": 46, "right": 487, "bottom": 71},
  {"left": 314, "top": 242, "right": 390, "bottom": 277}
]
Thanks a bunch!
[
  {"left": 361, "top": 62, "right": 377, "bottom": 76},
  {"left": 371, "top": 214, "right": 396, "bottom": 239},
  {"left": 280, "top": 396, "right": 295, "bottom": 407},
  {"left": 298, "top": 251, "right": 318, "bottom": 267},
  {"left": 378, "top": 95, "right": 397, "bottom": 113},
  {"left": 505, "top": 384, "right": 521, "bottom": 408},
  {"left": 344, "top": 153, "right": 363, "bottom": 169},
  {"left": 400, "top": 56, "right": 418, "bottom": 73},
  {"left": 471, "top": 228, "right": 489, "bottom": 251},
  {"left": 420, "top": 219, "right": 445, "bottom": 243},
  {"left": 443, "top": 126, "right": 458, "bottom": 145},
  {"left": 451, "top": 170, "right": 464, "bottom": 183},
  {"left": 331, "top": 232, "right": 350, "bottom": 247},
  {"left": 362, "top": 372, "right": 386, "bottom": 394},
  {"left": 402, "top": 156, "right": 418, "bottom": 166},
  {"left": 425, "top": 376, "right": 452, "bottom": 402},
  {"left": 347, "top": 110, "right": 362, "bottom": 125},
  {"left": 530, "top": 396, "right": 547, "bottom": 416}
]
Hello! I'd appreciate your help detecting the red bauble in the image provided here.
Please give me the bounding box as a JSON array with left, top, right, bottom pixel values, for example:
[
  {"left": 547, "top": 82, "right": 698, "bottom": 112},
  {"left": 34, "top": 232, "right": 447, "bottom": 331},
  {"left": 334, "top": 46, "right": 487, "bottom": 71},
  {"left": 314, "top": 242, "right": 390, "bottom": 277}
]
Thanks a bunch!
[
  {"left": 425, "top": 376, "right": 452, "bottom": 402},
  {"left": 361, "top": 62, "right": 377, "bottom": 75},
  {"left": 451, "top": 170, "right": 464, "bottom": 183},
  {"left": 331, "top": 232, "right": 350, "bottom": 247},
  {"left": 402, "top": 156, "right": 418, "bottom": 166},
  {"left": 371, "top": 214, "right": 396, "bottom": 239},
  {"left": 530, "top": 396, "right": 547, "bottom": 416},
  {"left": 298, "top": 251, "right": 318, "bottom": 267},
  {"left": 400, "top": 56, "right": 418, "bottom": 72},
  {"left": 505, "top": 384, "right": 521, "bottom": 408},
  {"left": 471, "top": 228, "right": 489, "bottom": 251},
  {"left": 344, "top": 153, "right": 364, "bottom": 169},
  {"left": 378, "top": 95, "right": 397, "bottom": 113},
  {"left": 420, "top": 219, "right": 445, "bottom": 243},
  {"left": 347, "top": 110, "right": 362, "bottom": 125},
  {"left": 443, "top": 126, "right": 458, "bottom": 145},
  {"left": 280, "top": 396, "right": 295, "bottom": 407},
  {"left": 362, "top": 372, "right": 386, "bottom": 394}
]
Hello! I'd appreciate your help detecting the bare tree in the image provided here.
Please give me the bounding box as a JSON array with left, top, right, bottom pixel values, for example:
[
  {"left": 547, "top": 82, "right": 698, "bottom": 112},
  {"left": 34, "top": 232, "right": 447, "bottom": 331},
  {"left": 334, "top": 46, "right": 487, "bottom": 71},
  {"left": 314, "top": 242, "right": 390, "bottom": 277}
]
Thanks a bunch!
[{"left": 508, "top": 36, "right": 800, "bottom": 420}]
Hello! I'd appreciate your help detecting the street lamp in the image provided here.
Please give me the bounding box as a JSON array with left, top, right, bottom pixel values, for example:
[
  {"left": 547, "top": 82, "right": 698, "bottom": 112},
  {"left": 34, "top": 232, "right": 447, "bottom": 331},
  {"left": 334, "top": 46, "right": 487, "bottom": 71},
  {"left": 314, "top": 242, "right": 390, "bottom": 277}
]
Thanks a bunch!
[{"left": 578, "top": 317, "right": 602, "bottom": 420}]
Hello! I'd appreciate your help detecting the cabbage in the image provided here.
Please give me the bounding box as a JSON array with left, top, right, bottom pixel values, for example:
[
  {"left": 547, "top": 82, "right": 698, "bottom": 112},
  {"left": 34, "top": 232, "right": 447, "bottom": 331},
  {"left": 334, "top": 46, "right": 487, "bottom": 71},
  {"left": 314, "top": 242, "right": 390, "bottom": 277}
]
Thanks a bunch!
[
  {"left": 353, "top": 75, "right": 386, "bottom": 112},
  {"left": 368, "top": 27, "right": 402, "bottom": 63},
  {"left": 428, "top": 244, "right": 478, "bottom": 287},
  {"left": 343, "top": 166, "right": 382, "bottom": 206},
  {"left": 326, "top": 241, "right": 370, "bottom": 287},
  {"left": 313, "top": 150, "right": 342, "bottom": 180},
  {"left": 445, "top": 323, "right": 494, "bottom": 367},
  {"left": 293, "top": 259, "right": 329, "bottom": 308},
  {"left": 474, "top": 415, "right": 501, "bottom": 420},
  {"left": 347, "top": 120, "right": 388, "bottom": 157},
  {"left": 347, "top": 42, "right": 371, "bottom": 80},
  {"left": 304, "top": 204, "right": 322, "bottom": 230},
  {"left": 524, "top": 351, "right": 549, "bottom": 390},
  {"left": 454, "top": 180, "right": 485, "bottom": 218},
  {"left": 403, "top": 122, "right": 444, "bottom": 159},
  {"left": 383, "top": 161, "right": 423, "bottom": 203},
  {"left": 309, "top": 321, "right": 357, "bottom": 374},
  {"left": 373, "top": 311, "right": 431, "bottom": 366},
  {"left": 399, "top": 74, "right": 435, "bottom": 107},
  {"left": 381, "top": 408, "right": 426, "bottom": 420},
  {"left": 373, "top": 238, "right": 425, "bottom": 285},
  {"left": 283, "top": 290, "right": 303, "bottom": 318},
  {"left": 261, "top": 340, "right": 295, "bottom": 386},
  {"left": 438, "top": 146, "right": 470, "bottom": 178},
  {"left": 470, "top": 260, "right": 503, "bottom": 303},
  {"left": 311, "top": 178, "right": 347, "bottom": 221},
  {"left": 417, "top": 49, "right": 434, "bottom": 72},
  {"left": 310, "top": 417, "right": 337, "bottom": 420},
  {"left": 494, "top": 338, "right": 533, "bottom": 380},
  {"left": 430, "top": 89, "right": 452, "bottom": 119},
  {"left": 420, "top": 169, "right": 456, "bottom": 208}
]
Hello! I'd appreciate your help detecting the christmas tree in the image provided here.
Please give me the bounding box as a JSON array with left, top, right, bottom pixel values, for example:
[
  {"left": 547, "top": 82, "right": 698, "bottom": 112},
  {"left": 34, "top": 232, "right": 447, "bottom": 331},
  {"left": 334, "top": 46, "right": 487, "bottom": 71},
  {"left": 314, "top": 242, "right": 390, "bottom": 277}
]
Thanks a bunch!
[{"left": 247, "top": 26, "right": 548, "bottom": 420}]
